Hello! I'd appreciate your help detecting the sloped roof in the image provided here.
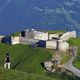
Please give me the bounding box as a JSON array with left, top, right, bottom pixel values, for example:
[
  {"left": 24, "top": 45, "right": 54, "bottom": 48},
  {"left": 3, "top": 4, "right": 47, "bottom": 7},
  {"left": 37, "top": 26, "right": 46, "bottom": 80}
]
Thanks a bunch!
[{"left": 59, "top": 31, "right": 76, "bottom": 41}]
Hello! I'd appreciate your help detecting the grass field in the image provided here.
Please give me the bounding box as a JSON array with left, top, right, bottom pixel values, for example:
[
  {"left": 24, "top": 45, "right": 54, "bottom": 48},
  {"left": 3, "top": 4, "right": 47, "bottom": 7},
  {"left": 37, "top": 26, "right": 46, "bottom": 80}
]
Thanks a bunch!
[
  {"left": 48, "top": 30, "right": 65, "bottom": 34},
  {"left": 0, "top": 42, "right": 79, "bottom": 80}
]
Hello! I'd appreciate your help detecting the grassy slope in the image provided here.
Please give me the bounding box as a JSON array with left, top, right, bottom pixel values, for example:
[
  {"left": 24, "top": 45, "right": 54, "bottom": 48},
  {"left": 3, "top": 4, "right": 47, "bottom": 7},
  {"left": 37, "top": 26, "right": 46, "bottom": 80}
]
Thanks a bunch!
[
  {"left": 0, "top": 67, "right": 52, "bottom": 80},
  {"left": 68, "top": 38, "right": 80, "bottom": 68},
  {"left": 0, "top": 67, "right": 76, "bottom": 80},
  {"left": 68, "top": 38, "right": 80, "bottom": 46},
  {"left": 0, "top": 43, "right": 79, "bottom": 80},
  {"left": 0, "top": 43, "right": 52, "bottom": 74},
  {"left": 48, "top": 30, "right": 65, "bottom": 34}
]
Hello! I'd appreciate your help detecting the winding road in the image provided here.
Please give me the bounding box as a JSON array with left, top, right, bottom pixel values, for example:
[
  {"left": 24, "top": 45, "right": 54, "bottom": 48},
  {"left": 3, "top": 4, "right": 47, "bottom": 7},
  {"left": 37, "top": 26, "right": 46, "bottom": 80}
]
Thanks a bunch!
[{"left": 63, "top": 46, "right": 80, "bottom": 77}]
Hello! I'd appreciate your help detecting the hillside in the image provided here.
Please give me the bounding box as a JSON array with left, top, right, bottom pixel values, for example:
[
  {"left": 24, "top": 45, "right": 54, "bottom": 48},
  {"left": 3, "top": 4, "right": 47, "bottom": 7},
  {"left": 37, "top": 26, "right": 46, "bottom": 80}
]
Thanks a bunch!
[
  {"left": 0, "top": 67, "right": 51, "bottom": 80},
  {"left": 0, "top": 67, "right": 77, "bottom": 80},
  {"left": 0, "top": 43, "right": 51, "bottom": 74},
  {"left": 0, "top": 42, "right": 80, "bottom": 80}
]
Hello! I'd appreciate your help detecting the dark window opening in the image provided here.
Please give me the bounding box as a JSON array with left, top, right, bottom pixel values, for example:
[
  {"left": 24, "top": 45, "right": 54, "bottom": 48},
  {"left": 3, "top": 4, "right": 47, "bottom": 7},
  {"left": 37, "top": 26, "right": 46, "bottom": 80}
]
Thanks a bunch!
[{"left": 21, "top": 31, "right": 25, "bottom": 37}]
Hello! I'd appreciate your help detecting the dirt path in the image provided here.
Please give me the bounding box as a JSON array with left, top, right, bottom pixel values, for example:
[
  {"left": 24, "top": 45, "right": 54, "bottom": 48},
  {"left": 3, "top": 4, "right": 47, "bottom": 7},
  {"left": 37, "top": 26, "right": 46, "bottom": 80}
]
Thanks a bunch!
[{"left": 63, "top": 46, "right": 80, "bottom": 77}]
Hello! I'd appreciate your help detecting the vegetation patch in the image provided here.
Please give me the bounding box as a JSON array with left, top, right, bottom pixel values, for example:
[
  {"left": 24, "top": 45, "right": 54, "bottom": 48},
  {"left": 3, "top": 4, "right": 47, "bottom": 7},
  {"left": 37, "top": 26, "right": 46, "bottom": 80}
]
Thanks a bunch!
[
  {"left": 68, "top": 38, "right": 80, "bottom": 46},
  {"left": 73, "top": 48, "right": 80, "bottom": 68},
  {"left": 10, "top": 32, "right": 20, "bottom": 37},
  {"left": 48, "top": 30, "right": 65, "bottom": 34},
  {"left": 68, "top": 38, "right": 80, "bottom": 68}
]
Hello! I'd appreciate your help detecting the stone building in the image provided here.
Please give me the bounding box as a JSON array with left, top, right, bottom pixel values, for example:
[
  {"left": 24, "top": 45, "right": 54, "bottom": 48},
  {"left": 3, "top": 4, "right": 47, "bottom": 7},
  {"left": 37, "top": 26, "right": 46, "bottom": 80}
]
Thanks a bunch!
[
  {"left": 46, "top": 40, "right": 69, "bottom": 52},
  {"left": 46, "top": 31, "right": 76, "bottom": 52},
  {"left": 19, "top": 29, "right": 48, "bottom": 44},
  {"left": 0, "top": 36, "right": 5, "bottom": 42},
  {"left": 10, "top": 30, "right": 76, "bottom": 51}
]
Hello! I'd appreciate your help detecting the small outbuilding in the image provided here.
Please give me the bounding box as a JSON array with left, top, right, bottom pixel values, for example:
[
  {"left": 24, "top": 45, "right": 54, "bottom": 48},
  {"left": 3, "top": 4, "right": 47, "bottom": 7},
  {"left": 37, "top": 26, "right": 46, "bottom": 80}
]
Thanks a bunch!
[
  {"left": 46, "top": 40, "right": 69, "bottom": 52},
  {"left": 46, "top": 31, "right": 76, "bottom": 52}
]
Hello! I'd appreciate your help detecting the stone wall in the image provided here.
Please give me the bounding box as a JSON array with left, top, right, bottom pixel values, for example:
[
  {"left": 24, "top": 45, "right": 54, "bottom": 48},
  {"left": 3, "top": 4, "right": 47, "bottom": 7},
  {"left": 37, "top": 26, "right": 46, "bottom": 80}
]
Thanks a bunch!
[
  {"left": 58, "top": 41, "right": 69, "bottom": 52},
  {"left": 11, "top": 36, "right": 20, "bottom": 45},
  {"left": 0, "top": 36, "right": 5, "bottom": 42},
  {"left": 19, "top": 37, "right": 39, "bottom": 44},
  {"left": 49, "top": 34, "right": 60, "bottom": 40},
  {"left": 46, "top": 40, "right": 58, "bottom": 50},
  {"left": 60, "top": 31, "right": 76, "bottom": 41},
  {"left": 70, "top": 31, "right": 76, "bottom": 38},
  {"left": 46, "top": 40, "right": 69, "bottom": 52},
  {"left": 34, "top": 32, "right": 48, "bottom": 40}
]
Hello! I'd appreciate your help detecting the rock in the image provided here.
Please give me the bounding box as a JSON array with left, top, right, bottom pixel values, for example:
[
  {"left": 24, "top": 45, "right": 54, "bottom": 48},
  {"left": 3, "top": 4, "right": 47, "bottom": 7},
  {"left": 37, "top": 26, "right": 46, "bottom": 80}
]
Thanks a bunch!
[{"left": 44, "top": 61, "right": 53, "bottom": 72}]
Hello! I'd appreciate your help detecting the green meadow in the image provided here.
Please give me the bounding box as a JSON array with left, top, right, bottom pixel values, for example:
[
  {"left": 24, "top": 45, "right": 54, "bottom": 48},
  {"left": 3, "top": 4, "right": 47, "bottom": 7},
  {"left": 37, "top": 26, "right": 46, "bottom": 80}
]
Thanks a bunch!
[{"left": 0, "top": 41, "right": 80, "bottom": 80}]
